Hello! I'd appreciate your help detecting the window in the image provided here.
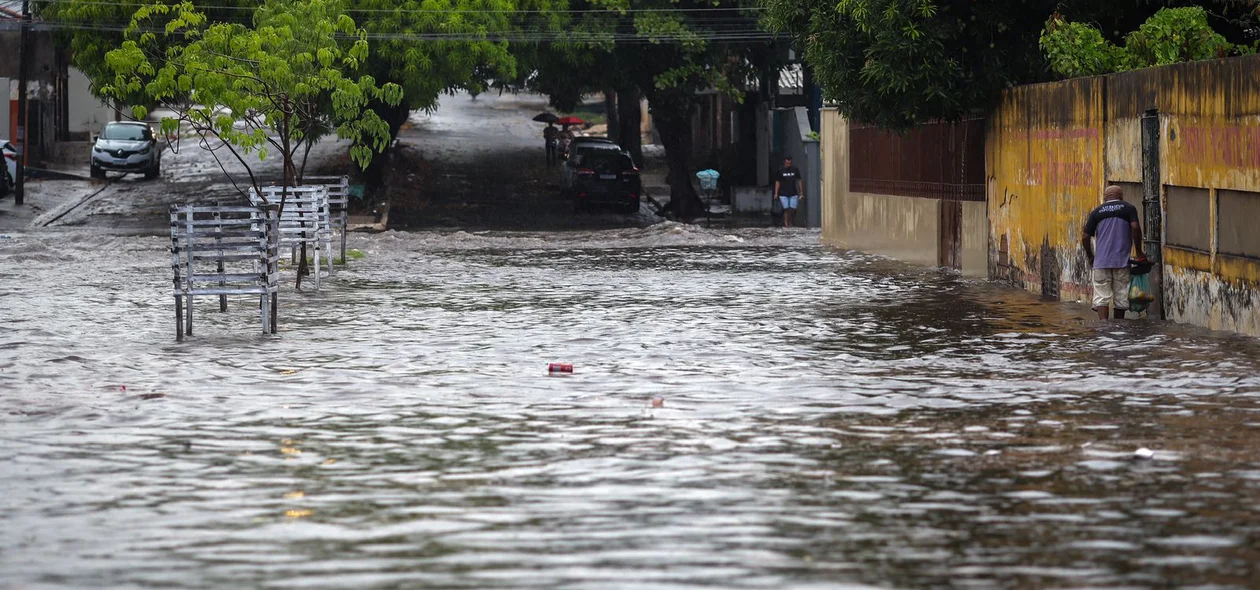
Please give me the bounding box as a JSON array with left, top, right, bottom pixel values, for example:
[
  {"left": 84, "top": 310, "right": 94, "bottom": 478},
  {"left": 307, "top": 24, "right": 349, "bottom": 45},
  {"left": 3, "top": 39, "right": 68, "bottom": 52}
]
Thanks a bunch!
[
  {"left": 1165, "top": 185, "right": 1211, "bottom": 252},
  {"left": 1218, "top": 189, "right": 1260, "bottom": 259},
  {"left": 101, "top": 124, "right": 152, "bottom": 141}
]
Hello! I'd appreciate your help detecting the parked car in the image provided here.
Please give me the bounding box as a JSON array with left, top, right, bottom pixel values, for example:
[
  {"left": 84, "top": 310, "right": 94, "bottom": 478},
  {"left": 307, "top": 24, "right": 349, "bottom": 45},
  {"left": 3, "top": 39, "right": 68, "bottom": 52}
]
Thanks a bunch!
[
  {"left": 91, "top": 121, "right": 162, "bottom": 180},
  {"left": 0, "top": 140, "right": 15, "bottom": 197},
  {"left": 561, "top": 136, "right": 617, "bottom": 161},
  {"left": 561, "top": 143, "right": 641, "bottom": 213}
]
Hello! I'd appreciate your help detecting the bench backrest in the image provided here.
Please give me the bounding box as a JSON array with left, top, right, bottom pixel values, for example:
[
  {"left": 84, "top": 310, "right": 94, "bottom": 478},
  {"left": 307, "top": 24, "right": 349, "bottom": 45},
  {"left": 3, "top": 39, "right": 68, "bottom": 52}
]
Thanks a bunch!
[
  {"left": 170, "top": 205, "right": 279, "bottom": 294},
  {"left": 248, "top": 186, "right": 331, "bottom": 244},
  {"left": 303, "top": 175, "right": 350, "bottom": 211}
]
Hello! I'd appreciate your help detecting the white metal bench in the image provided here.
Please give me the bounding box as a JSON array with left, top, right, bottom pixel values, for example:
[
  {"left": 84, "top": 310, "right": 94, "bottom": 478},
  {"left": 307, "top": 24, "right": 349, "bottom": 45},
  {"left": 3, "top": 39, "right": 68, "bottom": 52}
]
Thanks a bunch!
[
  {"left": 304, "top": 175, "right": 350, "bottom": 271},
  {"left": 170, "top": 204, "right": 279, "bottom": 341},
  {"left": 248, "top": 185, "right": 332, "bottom": 290}
]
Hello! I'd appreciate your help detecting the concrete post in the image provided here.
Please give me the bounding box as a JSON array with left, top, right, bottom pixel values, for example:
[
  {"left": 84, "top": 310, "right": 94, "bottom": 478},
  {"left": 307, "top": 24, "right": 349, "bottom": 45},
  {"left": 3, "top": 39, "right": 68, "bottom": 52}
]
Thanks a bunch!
[
  {"left": 756, "top": 103, "right": 770, "bottom": 187},
  {"left": 805, "top": 138, "right": 821, "bottom": 228}
]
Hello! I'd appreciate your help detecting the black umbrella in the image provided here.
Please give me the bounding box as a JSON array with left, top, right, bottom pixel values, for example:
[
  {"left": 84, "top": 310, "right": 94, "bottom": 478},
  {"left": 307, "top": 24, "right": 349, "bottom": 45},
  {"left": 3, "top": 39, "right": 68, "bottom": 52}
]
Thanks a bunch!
[{"left": 532, "top": 112, "right": 559, "bottom": 123}]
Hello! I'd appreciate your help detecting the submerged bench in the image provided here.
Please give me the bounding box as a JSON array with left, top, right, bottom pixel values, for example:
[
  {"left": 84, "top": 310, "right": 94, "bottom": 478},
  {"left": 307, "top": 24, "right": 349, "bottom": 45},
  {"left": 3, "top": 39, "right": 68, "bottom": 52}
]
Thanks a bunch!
[
  {"left": 248, "top": 185, "right": 332, "bottom": 290},
  {"left": 170, "top": 204, "right": 279, "bottom": 341},
  {"left": 304, "top": 175, "right": 350, "bottom": 271}
]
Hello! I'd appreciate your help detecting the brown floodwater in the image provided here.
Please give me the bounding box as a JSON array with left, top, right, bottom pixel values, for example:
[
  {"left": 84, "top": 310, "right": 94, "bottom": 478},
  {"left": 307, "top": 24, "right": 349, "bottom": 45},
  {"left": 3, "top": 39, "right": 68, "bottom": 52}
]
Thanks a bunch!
[{"left": 2, "top": 224, "right": 1258, "bottom": 589}]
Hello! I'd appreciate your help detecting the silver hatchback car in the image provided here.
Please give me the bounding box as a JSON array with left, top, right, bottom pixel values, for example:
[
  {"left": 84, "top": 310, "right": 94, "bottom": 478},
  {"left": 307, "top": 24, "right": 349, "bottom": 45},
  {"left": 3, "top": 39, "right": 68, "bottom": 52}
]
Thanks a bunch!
[{"left": 91, "top": 121, "right": 162, "bottom": 180}]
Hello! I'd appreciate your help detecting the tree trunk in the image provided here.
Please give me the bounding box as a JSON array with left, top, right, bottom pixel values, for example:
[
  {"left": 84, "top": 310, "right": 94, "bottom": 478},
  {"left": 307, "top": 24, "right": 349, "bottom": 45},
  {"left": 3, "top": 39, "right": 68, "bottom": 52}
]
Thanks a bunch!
[
  {"left": 616, "top": 87, "right": 643, "bottom": 168},
  {"left": 361, "top": 102, "right": 410, "bottom": 187},
  {"left": 380, "top": 101, "right": 411, "bottom": 140},
  {"left": 604, "top": 87, "right": 619, "bottom": 144},
  {"left": 655, "top": 113, "right": 704, "bottom": 221}
]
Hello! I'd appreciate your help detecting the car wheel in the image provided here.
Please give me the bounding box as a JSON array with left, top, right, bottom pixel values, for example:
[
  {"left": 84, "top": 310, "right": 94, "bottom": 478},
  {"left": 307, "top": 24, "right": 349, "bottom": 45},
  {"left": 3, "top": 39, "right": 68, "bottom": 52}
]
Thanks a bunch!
[
  {"left": 0, "top": 169, "right": 10, "bottom": 197},
  {"left": 622, "top": 202, "right": 640, "bottom": 215},
  {"left": 90, "top": 164, "right": 105, "bottom": 180},
  {"left": 144, "top": 159, "right": 160, "bottom": 180}
]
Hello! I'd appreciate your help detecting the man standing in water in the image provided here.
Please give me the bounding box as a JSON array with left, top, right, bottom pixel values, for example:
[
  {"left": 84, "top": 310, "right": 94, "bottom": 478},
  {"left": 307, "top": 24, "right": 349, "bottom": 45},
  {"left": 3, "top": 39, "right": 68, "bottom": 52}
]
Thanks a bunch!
[
  {"left": 543, "top": 123, "right": 559, "bottom": 165},
  {"left": 773, "top": 155, "right": 804, "bottom": 228},
  {"left": 1082, "top": 185, "right": 1146, "bottom": 320}
]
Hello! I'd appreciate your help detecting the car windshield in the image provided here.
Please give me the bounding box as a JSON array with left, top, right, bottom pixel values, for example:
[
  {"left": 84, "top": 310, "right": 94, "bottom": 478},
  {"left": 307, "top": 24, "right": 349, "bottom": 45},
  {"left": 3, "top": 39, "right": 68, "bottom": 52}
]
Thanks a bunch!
[{"left": 101, "top": 125, "right": 151, "bottom": 141}]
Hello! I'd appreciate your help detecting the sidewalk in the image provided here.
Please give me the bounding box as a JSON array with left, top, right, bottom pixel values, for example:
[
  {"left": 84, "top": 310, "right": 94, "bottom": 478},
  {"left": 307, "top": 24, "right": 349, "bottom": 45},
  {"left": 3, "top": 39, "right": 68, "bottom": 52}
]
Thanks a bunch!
[{"left": 0, "top": 179, "right": 106, "bottom": 232}]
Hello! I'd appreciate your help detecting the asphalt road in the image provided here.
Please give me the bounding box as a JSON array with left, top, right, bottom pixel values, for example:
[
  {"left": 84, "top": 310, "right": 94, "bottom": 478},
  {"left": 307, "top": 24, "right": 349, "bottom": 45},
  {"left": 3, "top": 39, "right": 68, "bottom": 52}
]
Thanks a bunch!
[
  {"left": 386, "top": 91, "right": 660, "bottom": 230},
  {"left": 1, "top": 92, "right": 660, "bottom": 234}
]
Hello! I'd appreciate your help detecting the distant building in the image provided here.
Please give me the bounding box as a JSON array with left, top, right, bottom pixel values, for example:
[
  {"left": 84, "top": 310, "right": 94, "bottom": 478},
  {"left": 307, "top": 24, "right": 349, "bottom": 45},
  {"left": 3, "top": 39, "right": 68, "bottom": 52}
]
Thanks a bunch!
[{"left": 0, "top": 1, "right": 116, "bottom": 166}]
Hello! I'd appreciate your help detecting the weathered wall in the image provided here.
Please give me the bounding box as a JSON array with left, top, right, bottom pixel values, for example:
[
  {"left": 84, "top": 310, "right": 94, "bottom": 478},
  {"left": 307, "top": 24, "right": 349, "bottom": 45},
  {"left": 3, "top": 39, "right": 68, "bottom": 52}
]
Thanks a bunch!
[
  {"left": 834, "top": 191, "right": 942, "bottom": 268},
  {"left": 821, "top": 109, "right": 986, "bottom": 276},
  {"left": 962, "top": 201, "right": 987, "bottom": 275},
  {"left": 990, "top": 55, "right": 1260, "bottom": 336},
  {"left": 0, "top": 78, "right": 8, "bottom": 140},
  {"left": 987, "top": 77, "right": 1105, "bottom": 304},
  {"left": 68, "top": 67, "right": 111, "bottom": 136}
]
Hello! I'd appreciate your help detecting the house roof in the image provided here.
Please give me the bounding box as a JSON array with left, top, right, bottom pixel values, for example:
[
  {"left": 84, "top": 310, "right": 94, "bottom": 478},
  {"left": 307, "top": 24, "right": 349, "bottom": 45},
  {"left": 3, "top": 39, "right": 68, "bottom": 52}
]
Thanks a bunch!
[{"left": 0, "top": 1, "right": 24, "bottom": 19}]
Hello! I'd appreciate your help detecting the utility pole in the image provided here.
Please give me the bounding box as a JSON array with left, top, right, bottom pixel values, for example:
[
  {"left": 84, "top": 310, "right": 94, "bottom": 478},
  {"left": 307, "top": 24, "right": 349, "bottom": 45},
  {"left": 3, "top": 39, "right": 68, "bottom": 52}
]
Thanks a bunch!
[{"left": 14, "top": 0, "right": 31, "bottom": 205}]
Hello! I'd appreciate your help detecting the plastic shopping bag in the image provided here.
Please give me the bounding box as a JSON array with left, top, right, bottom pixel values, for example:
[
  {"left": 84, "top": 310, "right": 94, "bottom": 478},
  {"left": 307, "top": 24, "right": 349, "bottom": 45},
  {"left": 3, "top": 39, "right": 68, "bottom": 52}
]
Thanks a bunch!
[
  {"left": 771, "top": 196, "right": 783, "bottom": 216},
  {"left": 1129, "top": 273, "right": 1154, "bottom": 313}
]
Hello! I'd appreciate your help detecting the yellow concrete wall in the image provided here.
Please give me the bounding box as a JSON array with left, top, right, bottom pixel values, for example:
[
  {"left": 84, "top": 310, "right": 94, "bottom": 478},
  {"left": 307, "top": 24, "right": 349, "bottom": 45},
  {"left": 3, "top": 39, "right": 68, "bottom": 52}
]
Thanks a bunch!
[
  {"left": 987, "top": 77, "right": 1106, "bottom": 304},
  {"left": 991, "top": 56, "right": 1260, "bottom": 336},
  {"left": 820, "top": 109, "right": 846, "bottom": 246}
]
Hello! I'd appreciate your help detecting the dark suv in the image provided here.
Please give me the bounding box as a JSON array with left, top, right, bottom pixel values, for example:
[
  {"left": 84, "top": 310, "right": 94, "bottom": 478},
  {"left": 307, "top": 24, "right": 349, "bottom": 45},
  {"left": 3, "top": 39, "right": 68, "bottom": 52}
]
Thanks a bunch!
[{"left": 560, "top": 143, "right": 640, "bottom": 213}]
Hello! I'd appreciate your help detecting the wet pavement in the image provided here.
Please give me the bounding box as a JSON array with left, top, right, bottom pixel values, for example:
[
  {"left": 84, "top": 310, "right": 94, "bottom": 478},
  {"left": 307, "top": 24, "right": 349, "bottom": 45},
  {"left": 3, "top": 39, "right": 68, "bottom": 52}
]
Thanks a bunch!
[
  {"left": 385, "top": 92, "right": 673, "bottom": 231},
  {"left": 3, "top": 224, "right": 1260, "bottom": 589}
]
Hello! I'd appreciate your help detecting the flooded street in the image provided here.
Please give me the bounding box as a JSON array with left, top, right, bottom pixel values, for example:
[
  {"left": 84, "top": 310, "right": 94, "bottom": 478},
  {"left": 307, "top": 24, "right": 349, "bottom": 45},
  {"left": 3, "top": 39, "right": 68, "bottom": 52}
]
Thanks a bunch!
[{"left": 3, "top": 225, "right": 1260, "bottom": 589}]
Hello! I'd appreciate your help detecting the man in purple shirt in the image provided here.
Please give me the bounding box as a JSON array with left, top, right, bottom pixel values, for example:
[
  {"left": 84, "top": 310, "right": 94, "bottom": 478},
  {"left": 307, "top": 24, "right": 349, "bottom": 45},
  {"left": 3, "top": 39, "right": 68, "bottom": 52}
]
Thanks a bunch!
[{"left": 1081, "top": 185, "right": 1147, "bottom": 320}]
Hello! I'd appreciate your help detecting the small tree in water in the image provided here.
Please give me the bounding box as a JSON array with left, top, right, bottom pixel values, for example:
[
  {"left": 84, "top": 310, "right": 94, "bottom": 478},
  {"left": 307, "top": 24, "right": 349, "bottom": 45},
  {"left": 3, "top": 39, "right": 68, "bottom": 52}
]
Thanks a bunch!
[{"left": 101, "top": 0, "right": 402, "bottom": 289}]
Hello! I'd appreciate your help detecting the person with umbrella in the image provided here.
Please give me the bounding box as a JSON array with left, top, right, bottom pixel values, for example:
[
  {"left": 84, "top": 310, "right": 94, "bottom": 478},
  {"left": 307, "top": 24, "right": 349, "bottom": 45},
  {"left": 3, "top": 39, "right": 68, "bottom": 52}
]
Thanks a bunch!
[
  {"left": 534, "top": 113, "right": 560, "bottom": 165},
  {"left": 543, "top": 123, "right": 559, "bottom": 164},
  {"left": 555, "top": 116, "right": 584, "bottom": 160}
]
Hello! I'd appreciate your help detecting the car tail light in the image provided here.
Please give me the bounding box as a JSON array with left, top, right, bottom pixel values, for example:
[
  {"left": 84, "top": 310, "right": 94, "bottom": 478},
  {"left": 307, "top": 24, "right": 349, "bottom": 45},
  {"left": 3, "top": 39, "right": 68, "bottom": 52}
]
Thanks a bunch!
[
  {"left": 578, "top": 192, "right": 588, "bottom": 198},
  {"left": 2, "top": 152, "right": 14, "bottom": 160},
  {"left": 624, "top": 168, "right": 639, "bottom": 175},
  {"left": 578, "top": 168, "right": 595, "bottom": 175}
]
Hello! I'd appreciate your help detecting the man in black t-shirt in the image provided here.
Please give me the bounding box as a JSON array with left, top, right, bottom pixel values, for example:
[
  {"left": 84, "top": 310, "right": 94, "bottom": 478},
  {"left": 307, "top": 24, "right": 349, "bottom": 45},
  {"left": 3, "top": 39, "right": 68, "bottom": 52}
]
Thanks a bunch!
[{"left": 773, "top": 156, "right": 804, "bottom": 227}]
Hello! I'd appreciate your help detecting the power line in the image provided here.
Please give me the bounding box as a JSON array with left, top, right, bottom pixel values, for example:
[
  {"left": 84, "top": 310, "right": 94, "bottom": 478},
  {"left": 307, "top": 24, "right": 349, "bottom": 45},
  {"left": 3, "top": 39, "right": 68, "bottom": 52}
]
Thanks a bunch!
[{"left": 29, "top": 0, "right": 768, "bottom": 15}]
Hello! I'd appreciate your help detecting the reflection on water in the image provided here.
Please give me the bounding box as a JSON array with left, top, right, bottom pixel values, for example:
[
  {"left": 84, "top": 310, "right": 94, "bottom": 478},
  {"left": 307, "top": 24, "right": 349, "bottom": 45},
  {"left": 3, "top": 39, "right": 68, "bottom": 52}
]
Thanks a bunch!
[{"left": 2, "top": 223, "right": 1259, "bottom": 589}]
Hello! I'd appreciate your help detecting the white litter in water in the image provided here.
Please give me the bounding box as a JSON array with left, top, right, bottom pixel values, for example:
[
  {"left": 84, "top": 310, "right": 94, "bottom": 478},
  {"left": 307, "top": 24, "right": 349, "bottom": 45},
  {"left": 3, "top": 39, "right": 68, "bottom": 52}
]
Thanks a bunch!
[{"left": 1133, "top": 447, "right": 1155, "bottom": 460}]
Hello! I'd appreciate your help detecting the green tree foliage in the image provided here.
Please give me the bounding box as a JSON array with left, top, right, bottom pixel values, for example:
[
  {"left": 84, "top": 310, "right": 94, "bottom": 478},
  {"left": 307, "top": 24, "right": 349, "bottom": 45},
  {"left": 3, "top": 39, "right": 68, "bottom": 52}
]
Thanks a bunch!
[
  {"left": 351, "top": 0, "right": 528, "bottom": 136},
  {"left": 762, "top": 0, "right": 1260, "bottom": 129},
  {"left": 99, "top": 0, "right": 402, "bottom": 194},
  {"left": 40, "top": 0, "right": 257, "bottom": 106},
  {"left": 762, "top": 0, "right": 1054, "bottom": 129},
  {"left": 1038, "top": 19, "right": 1128, "bottom": 78},
  {"left": 1042, "top": 6, "right": 1249, "bottom": 78}
]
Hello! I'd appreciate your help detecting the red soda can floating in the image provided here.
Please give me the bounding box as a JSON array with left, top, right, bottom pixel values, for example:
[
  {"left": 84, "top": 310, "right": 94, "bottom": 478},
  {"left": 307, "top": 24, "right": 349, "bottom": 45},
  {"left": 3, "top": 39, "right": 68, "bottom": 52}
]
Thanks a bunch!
[{"left": 548, "top": 363, "right": 574, "bottom": 374}]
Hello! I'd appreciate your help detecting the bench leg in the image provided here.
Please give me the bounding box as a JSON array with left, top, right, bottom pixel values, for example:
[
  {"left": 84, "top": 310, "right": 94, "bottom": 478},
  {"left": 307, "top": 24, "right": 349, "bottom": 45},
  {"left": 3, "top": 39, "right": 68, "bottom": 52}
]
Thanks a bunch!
[
  {"left": 340, "top": 221, "right": 348, "bottom": 267},
  {"left": 260, "top": 293, "right": 270, "bottom": 334},
  {"left": 175, "top": 295, "right": 184, "bottom": 342},
  {"left": 327, "top": 236, "right": 335, "bottom": 275},
  {"left": 185, "top": 295, "right": 193, "bottom": 336},
  {"left": 220, "top": 294, "right": 228, "bottom": 312},
  {"left": 270, "top": 292, "right": 278, "bottom": 334},
  {"left": 313, "top": 244, "right": 322, "bottom": 290}
]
